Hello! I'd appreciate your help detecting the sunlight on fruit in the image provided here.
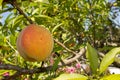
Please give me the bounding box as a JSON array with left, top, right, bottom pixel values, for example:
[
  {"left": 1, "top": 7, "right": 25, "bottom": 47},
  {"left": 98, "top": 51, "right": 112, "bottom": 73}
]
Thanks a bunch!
[{"left": 16, "top": 24, "right": 54, "bottom": 62}]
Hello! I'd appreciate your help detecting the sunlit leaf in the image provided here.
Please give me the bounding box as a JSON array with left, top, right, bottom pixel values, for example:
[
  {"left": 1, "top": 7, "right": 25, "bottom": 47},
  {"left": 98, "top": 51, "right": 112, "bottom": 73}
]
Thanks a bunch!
[
  {"left": 10, "top": 35, "right": 16, "bottom": 45},
  {"left": 13, "top": 15, "right": 23, "bottom": 28},
  {"left": 32, "top": 8, "right": 39, "bottom": 15},
  {"left": 34, "top": 15, "right": 52, "bottom": 24},
  {"left": 34, "top": 0, "right": 49, "bottom": 4},
  {"left": 0, "top": 0, "right": 3, "bottom": 10},
  {"left": 52, "top": 23, "right": 63, "bottom": 33},
  {"left": 100, "top": 74, "right": 120, "bottom": 80},
  {"left": 99, "top": 47, "right": 120, "bottom": 74},
  {"left": 54, "top": 73, "right": 88, "bottom": 80}
]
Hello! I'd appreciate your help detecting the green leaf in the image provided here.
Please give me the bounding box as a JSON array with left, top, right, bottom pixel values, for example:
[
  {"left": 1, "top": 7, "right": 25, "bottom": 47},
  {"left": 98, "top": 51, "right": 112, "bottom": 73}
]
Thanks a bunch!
[
  {"left": 34, "top": 15, "right": 52, "bottom": 24},
  {"left": 0, "top": 34, "right": 4, "bottom": 45},
  {"left": 34, "top": 0, "right": 49, "bottom": 3},
  {"left": 32, "top": 8, "right": 39, "bottom": 15},
  {"left": 99, "top": 47, "right": 120, "bottom": 74},
  {"left": 12, "top": 15, "right": 23, "bottom": 28},
  {"left": 0, "top": 0, "right": 3, "bottom": 10},
  {"left": 3, "top": 58, "right": 14, "bottom": 65},
  {"left": 54, "top": 73, "right": 88, "bottom": 80},
  {"left": 52, "top": 56, "right": 61, "bottom": 72},
  {"left": 10, "top": 34, "right": 16, "bottom": 45},
  {"left": 86, "top": 43, "right": 99, "bottom": 74},
  {"left": 52, "top": 23, "right": 63, "bottom": 33},
  {"left": 35, "top": 15, "right": 52, "bottom": 20},
  {"left": 100, "top": 74, "right": 120, "bottom": 80}
]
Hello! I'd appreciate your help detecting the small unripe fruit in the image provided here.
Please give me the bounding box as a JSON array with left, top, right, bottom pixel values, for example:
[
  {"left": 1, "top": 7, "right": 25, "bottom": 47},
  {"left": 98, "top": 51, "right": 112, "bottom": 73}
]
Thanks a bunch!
[{"left": 16, "top": 24, "right": 54, "bottom": 62}]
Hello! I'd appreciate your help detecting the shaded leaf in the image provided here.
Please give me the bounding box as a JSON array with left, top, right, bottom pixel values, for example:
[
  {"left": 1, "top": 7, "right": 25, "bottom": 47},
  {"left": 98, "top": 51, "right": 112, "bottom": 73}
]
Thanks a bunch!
[
  {"left": 86, "top": 43, "right": 99, "bottom": 74},
  {"left": 52, "top": 56, "right": 61, "bottom": 72},
  {"left": 0, "top": 34, "right": 4, "bottom": 45}
]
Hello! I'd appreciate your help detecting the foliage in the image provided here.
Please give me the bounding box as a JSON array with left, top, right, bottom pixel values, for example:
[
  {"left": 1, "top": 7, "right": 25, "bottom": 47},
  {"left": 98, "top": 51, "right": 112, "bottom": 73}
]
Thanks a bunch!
[{"left": 0, "top": 0, "right": 120, "bottom": 80}]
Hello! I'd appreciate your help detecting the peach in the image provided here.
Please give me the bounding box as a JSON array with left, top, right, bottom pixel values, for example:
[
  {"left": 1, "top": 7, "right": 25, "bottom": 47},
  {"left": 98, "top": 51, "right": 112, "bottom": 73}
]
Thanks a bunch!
[{"left": 16, "top": 24, "right": 54, "bottom": 62}]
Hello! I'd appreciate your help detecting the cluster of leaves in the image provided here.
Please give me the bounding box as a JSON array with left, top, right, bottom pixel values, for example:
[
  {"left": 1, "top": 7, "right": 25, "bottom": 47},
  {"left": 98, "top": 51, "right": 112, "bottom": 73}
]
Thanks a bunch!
[
  {"left": 55, "top": 43, "right": 120, "bottom": 80},
  {"left": 0, "top": 0, "right": 120, "bottom": 80}
]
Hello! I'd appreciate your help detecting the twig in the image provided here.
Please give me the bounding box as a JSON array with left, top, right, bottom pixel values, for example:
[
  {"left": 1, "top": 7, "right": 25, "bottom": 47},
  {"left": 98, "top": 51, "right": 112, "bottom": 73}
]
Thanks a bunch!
[
  {"left": 59, "top": 47, "right": 86, "bottom": 65},
  {"left": 54, "top": 39, "right": 86, "bottom": 65},
  {"left": 54, "top": 39, "right": 78, "bottom": 55},
  {"left": 6, "top": 40, "right": 18, "bottom": 54}
]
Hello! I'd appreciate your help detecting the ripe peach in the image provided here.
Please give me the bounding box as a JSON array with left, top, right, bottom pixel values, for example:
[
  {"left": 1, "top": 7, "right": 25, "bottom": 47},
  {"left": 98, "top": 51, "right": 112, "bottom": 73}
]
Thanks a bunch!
[{"left": 16, "top": 24, "right": 54, "bottom": 62}]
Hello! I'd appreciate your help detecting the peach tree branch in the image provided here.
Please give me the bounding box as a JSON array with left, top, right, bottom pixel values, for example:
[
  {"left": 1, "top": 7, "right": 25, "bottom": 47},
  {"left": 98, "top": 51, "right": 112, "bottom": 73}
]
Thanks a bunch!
[
  {"left": 54, "top": 39, "right": 78, "bottom": 55},
  {"left": 0, "top": 47, "right": 86, "bottom": 80},
  {"left": 0, "top": 64, "right": 54, "bottom": 80},
  {"left": 10, "top": 1, "right": 34, "bottom": 24}
]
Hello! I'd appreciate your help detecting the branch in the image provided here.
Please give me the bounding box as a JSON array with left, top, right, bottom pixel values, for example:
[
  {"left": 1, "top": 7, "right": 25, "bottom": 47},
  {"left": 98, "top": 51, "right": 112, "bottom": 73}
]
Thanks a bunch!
[
  {"left": 0, "top": 47, "right": 86, "bottom": 80},
  {"left": 54, "top": 39, "right": 86, "bottom": 65},
  {"left": 10, "top": 1, "right": 34, "bottom": 24},
  {"left": 0, "top": 64, "right": 55, "bottom": 80},
  {"left": 59, "top": 47, "right": 86, "bottom": 65},
  {"left": 6, "top": 40, "right": 18, "bottom": 54},
  {"left": 53, "top": 39, "right": 86, "bottom": 65},
  {"left": 54, "top": 39, "right": 78, "bottom": 55}
]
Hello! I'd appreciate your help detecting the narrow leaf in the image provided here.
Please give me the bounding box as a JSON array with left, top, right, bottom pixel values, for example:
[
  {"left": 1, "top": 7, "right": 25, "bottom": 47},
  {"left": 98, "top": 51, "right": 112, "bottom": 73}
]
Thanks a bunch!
[
  {"left": 13, "top": 15, "right": 23, "bottom": 28},
  {"left": 0, "top": 0, "right": 3, "bottom": 9},
  {"left": 52, "top": 23, "right": 63, "bottom": 33},
  {"left": 86, "top": 43, "right": 99, "bottom": 74},
  {"left": 35, "top": 15, "right": 52, "bottom": 20},
  {"left": 52, "top": 56, "right": 61, "bottom": 72},
  {"left": 99, "top": 47, "right": 120, "bottom": 74}
]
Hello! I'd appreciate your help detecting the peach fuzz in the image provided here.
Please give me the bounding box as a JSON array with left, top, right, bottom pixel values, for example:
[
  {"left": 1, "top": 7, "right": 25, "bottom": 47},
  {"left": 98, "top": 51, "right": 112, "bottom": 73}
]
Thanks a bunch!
[{"left": 16, "top": 24, "right": 54, "bottom": 62}]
